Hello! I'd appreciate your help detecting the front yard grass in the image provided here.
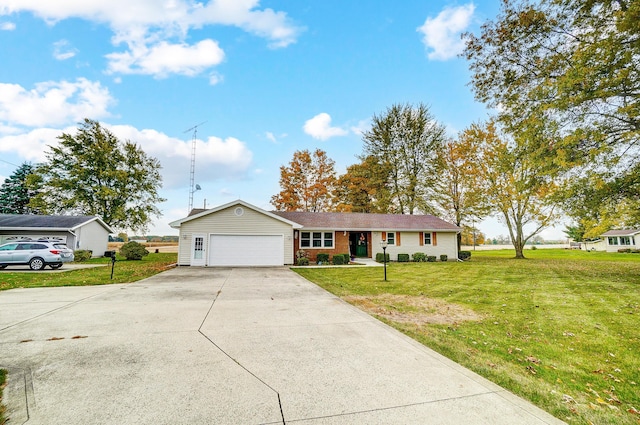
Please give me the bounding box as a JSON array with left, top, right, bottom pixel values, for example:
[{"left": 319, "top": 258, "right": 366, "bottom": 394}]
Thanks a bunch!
[
  {"left": 0, "top": 368, "right": 6, "bottom": 425},
  {"left": 0, "top": 253, "right": 177, "bottom": 291},
  {"left": 294, "top": 249, "right": 640, "bottom": 425}
]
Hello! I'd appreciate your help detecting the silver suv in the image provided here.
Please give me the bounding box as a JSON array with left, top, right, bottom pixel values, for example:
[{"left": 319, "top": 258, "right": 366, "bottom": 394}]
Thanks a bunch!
[{"left": 0, "top": 241, "right": 75, "bottom": 270}]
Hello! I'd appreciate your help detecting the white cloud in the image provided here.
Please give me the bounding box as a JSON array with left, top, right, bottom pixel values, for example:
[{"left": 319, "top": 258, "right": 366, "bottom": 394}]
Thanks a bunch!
[
  {"left": 0, "top": 21, "right": 15, "bottom": 30},
  {"left": 53, "top": 39, "right": 78, "bottom": 60},
  {"left": 107, "top": 124, "right": 254, "bottom": 189},
  {"left": 106, "top": 39, "right": 225, "bottom": 77},
  {"left": 303, "top": 113, "right": 348, "bottom": 141},
  {"left": 417, "top": 3, "right": 475, "bottom": 61},
  {"left": 0, "top": 79, "right": 114, "bottom": 127},
  {"left": 0, "top": 1, "right": 302, "bottom": 77},
  {"left": 208, "top": 72, "right": 223, "bottom": 85},
  {"left": 0, "top": 126, "right": 75, "bottom": 162}
]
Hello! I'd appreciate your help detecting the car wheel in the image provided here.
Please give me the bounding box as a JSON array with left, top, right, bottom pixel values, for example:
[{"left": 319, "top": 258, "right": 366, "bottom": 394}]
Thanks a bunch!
[
  {"left": 50, "top": 264, "right": 62, "bottom": 269},
  {"left": 29, "top": 257, "right": 45, "bottom": 271}
]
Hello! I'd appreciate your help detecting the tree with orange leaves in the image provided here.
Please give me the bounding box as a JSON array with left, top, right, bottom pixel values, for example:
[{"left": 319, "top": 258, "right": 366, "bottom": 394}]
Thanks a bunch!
[{"left": 271, "top": 149, "right": 337, "bottom": 212}]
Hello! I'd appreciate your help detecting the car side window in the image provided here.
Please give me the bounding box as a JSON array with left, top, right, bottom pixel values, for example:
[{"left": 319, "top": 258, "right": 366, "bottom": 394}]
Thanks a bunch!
[
  {"left": 16, "top": 244, "right": 30, "bottom": 250},
  {"left": 31, "top": 244, "right": 47, "bottom": 250},
  {"left": 0, "top": 243, "right": 19, "bottom": 251}
]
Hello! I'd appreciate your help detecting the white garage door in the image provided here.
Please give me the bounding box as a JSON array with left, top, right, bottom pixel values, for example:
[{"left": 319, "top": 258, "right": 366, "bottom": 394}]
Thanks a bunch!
[{"left": 209, "top": 234, "right": 284, "bottom": 266}]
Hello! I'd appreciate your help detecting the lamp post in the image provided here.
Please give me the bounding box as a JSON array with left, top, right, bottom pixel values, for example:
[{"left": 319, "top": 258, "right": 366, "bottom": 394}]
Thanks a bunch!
[{"left": 380, "top": 240, "right": 388, "bottom": 281}]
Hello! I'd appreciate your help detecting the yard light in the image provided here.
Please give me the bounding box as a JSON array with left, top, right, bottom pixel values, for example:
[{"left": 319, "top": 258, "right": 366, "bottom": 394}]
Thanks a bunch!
[{"left": 380, "top": 240, "right": 388, "bottom": 281}]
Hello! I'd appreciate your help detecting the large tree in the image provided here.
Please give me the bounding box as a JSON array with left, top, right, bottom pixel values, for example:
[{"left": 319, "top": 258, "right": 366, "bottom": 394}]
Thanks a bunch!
[
  {"left": 465, "top": 119, "right": 559, "bottom": 258},
  {"left": 0, "top": 162, "right": 40, "bottom": 214},
  {"left": 32, "top": 119, "right": 165, "bottom": 232},
  {"left": 361, "top": 103, "right": 447, "bottom": 214},
  {"left": 430, "top": 136, "right": 491, "bottom": 248},
  {"left": 464, "top": 0, "right": 640, "bottom": 227},
  {"left": 334, "top": 156, "right": 392, "bottom": 213},
  {"left": 271, "top": 149, "right": 337, "bottom": 212}
]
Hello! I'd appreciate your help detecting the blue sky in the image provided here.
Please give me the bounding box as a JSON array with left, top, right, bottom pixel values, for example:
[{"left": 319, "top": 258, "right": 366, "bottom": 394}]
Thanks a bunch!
[{"left": 0, "top": 1, "right": 566, "bottom": 239}]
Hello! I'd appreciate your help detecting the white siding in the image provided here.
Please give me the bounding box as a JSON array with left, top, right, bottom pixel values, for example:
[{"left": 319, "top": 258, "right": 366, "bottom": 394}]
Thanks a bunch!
[
  {"left": 371, "top": 231, "right": 458, "bottom": 261},
  {"left": 74, "top": 220, "right": 110, "bottom": 257},
  {"left": 177, "top": 205, "right": 294, "bottom": 266}
]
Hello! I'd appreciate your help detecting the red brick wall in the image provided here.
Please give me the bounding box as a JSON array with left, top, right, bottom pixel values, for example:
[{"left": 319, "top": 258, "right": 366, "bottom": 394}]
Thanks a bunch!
[{"left": 293, "top": 231, "right": 351, "bottom": 262}]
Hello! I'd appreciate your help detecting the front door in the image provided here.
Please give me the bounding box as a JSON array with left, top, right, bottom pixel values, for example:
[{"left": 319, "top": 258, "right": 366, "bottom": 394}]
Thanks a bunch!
[
  {"left": 191, "top": 234, "right": 206, "bottom": 266},
  {"left": 355, "top": 232, "right": 368, "bottom": 257}
]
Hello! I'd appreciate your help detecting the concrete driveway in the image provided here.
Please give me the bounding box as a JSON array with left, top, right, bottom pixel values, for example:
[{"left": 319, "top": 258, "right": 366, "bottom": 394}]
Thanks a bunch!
[{"left": 0, "top": 267, "right": 564, "bottom": 424}]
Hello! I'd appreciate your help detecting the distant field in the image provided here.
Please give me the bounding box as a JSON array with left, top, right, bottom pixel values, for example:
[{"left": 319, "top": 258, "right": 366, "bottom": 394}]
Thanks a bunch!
[{"left": 295, "top": 249, "right": 640, "bottom": 425}]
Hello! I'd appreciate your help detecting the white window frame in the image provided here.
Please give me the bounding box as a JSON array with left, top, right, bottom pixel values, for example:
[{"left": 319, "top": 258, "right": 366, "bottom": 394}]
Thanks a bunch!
[
  {"left": 386, "top": 232, "right": 395, "bottom": 245},
  {"left": 300, "top": 231, "right": 334, "bottom": 249},
  {"left": 608, "top": 237, "right": 619, "bottom": 245},
  {"left": 620, "top": 236, "right": 631, "bottom": 245},
  {"left": 424, "top": 232, "right": 432, "bottom": 245}
]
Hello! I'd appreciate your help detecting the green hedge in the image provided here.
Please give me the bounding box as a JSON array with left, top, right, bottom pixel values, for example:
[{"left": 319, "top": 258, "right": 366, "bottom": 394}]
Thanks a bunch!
[
  {"left": 427, "top": 256, "right": 437, "bottom": 262},
  {"left": 73, "top": 250, "right": 92, "bottom": 262},
  {"left": 397, "top": 253, "right": 410, "bottom": 262},
  {"left": 297, "top": 257, "right": 310, "bottom": 266},
  {"left": 332, "top": 254, "right": 346, "bottom": 265},
  {"left": 317, "top": 253, "right": 330, "bottom": 263},
  {"left": 440, "top": 254, "right": 448, "bottom": 262},
  {"left": 119, "top": 241, "right": 149, "bottom": 260},
  {"left": 458, "top": 251, "right": 472, "bottom": 261},
  {"left": 412, "top": 252, "right": 426, "bottom": 262},
  {"left": 376, "top": 252, "right": 390, "bottom": 263}
]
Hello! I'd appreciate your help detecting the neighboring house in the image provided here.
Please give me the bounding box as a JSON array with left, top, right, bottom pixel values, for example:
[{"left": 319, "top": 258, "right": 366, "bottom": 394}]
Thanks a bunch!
[
  {"left": 580, "top": 239, "right": 606, "bottom": 252},
  {"left": 601, "top": 229, "right": 640, "bottom": 252},
  {"left": 169, "top": 200, "right": 461, "bottom": 267},
  {"left": 0, "top": 214, "right": 114, "bottom": 257}
]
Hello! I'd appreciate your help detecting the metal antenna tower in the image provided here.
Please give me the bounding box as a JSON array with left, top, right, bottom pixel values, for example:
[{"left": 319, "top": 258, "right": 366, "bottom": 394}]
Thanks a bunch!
[{"left": 184, "top": 121, "right": 207, "bottom": 212}]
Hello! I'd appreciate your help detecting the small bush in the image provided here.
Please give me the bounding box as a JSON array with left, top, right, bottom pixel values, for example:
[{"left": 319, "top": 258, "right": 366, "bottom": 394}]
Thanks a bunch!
[
  {"left": 119, "top": 241, "right": 149, "bottom": 260},
  {"left": 440, "top": 254, "right": 448, "bottom": 262},
  {"left": 397, "top": 253, "right": 410, "bottom": 262},
  {"left": 332, "top": 254, "right": 345, "bottom": 265},
  {"left": 297, "top": 257, "right": 309, "bottom": 266},
  {"left": 339, "top": 253, "right": 351, "bottom": 264},
  {"left": 531, "top": 245, "right": 538, "bottom": 250},
  {"left": 618, "top": 248, "right": 631, "bottom": 253},
  {"left": 317, "top": 253, "right": 330, "bottom": 263},
  {"left": 458, "top": 251, "right": 472, "bottom": 261},
  {"left": 412, "top": 252, "right": 426, "bottom": 262},
  {"left": 73, "top": 250, "right": 92, "bottom": 262},
  {"left": 427, "top": 256, "right": 437, "bottom": 262},
  {"left": 376, "top": 252, "right": 390, "bottom": 263}
]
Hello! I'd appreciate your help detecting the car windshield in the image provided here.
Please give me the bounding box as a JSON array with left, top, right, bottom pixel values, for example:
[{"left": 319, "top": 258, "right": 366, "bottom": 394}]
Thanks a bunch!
[{"left": 53, "top": 244, "right": 69, "bottom": 250}]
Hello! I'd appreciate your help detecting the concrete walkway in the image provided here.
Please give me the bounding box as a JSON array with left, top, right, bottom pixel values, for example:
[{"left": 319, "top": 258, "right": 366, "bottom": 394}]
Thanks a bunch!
[{"left": 0, "top": 267, "right": 564, "bottom": 424}]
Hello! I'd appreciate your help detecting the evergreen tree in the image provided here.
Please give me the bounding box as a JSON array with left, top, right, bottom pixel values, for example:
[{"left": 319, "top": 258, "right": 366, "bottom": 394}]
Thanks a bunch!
[{"left": 0, "top": 162, "right": 39, "bottom": 214}]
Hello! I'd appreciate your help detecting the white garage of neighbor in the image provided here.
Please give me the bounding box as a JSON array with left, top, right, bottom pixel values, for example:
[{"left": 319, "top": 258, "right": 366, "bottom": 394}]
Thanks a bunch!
[{"left": 169, "top": 200, "right": 300, "bottom": 267}]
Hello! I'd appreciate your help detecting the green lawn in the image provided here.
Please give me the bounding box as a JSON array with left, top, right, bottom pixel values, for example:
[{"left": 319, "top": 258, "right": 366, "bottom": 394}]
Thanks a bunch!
[
  {"left": 294, "top": 249, "right": 640, "bottom": 425},
  {"left": 0, "top": 253, "right": 177, "bottom": 291},
  {"left": 0, "top": 368, "right": 6, "bottom": 425}
]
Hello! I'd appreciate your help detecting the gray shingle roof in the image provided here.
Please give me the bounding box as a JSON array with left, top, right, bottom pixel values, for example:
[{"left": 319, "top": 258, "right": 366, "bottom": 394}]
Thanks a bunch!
[
  {"left": 0, "top": 214, "right": 110, "bottom": 231},
  {"left": 271, "top": 211, "right": 460, "bottom": 232},
  {"left": 602, "top": 229, "right": 640, "bottom": 237}
]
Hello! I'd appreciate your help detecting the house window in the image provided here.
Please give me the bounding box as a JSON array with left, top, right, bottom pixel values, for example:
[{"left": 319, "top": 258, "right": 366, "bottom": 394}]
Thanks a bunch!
[
  {"left": 301, "top": 232, "right": 311, "bottom": 248},
  {"left": 620, "top": 236, "right": 631, "bottom": 245},
  {"left": 608, "top": 237, "right": 618, "bottom": 245},
  {"left": 424, "top": 232, "right": 432, "bottom": 245},
  {"left": 386, "top": 232, "right": 395, "bottom": 245},
  {"left": 301, "top": 231, "right": 334, "bottom": 249},
  {"left": 324, "top": 232, "right": 333, "bottom": 247}
]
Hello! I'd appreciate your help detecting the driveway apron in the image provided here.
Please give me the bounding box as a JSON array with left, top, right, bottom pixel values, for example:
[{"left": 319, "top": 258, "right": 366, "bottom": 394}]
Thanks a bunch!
[{"left": 0, "top": 267, "right": 564, "bottom": 424}]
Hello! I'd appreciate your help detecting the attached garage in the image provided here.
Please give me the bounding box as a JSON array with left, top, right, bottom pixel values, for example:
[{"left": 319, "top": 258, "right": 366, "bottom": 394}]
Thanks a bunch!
[
  {"left": 169, "top": 200, "right": 301, "bottom": 267},
  {"left": 209, "top": 234, "right": 284, "bottom": 266}
]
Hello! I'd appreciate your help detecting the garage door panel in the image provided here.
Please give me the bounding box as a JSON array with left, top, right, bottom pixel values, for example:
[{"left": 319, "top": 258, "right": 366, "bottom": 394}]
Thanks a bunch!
[{"left": 209, "top": 235, "right": 284, "bottom": 266}]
